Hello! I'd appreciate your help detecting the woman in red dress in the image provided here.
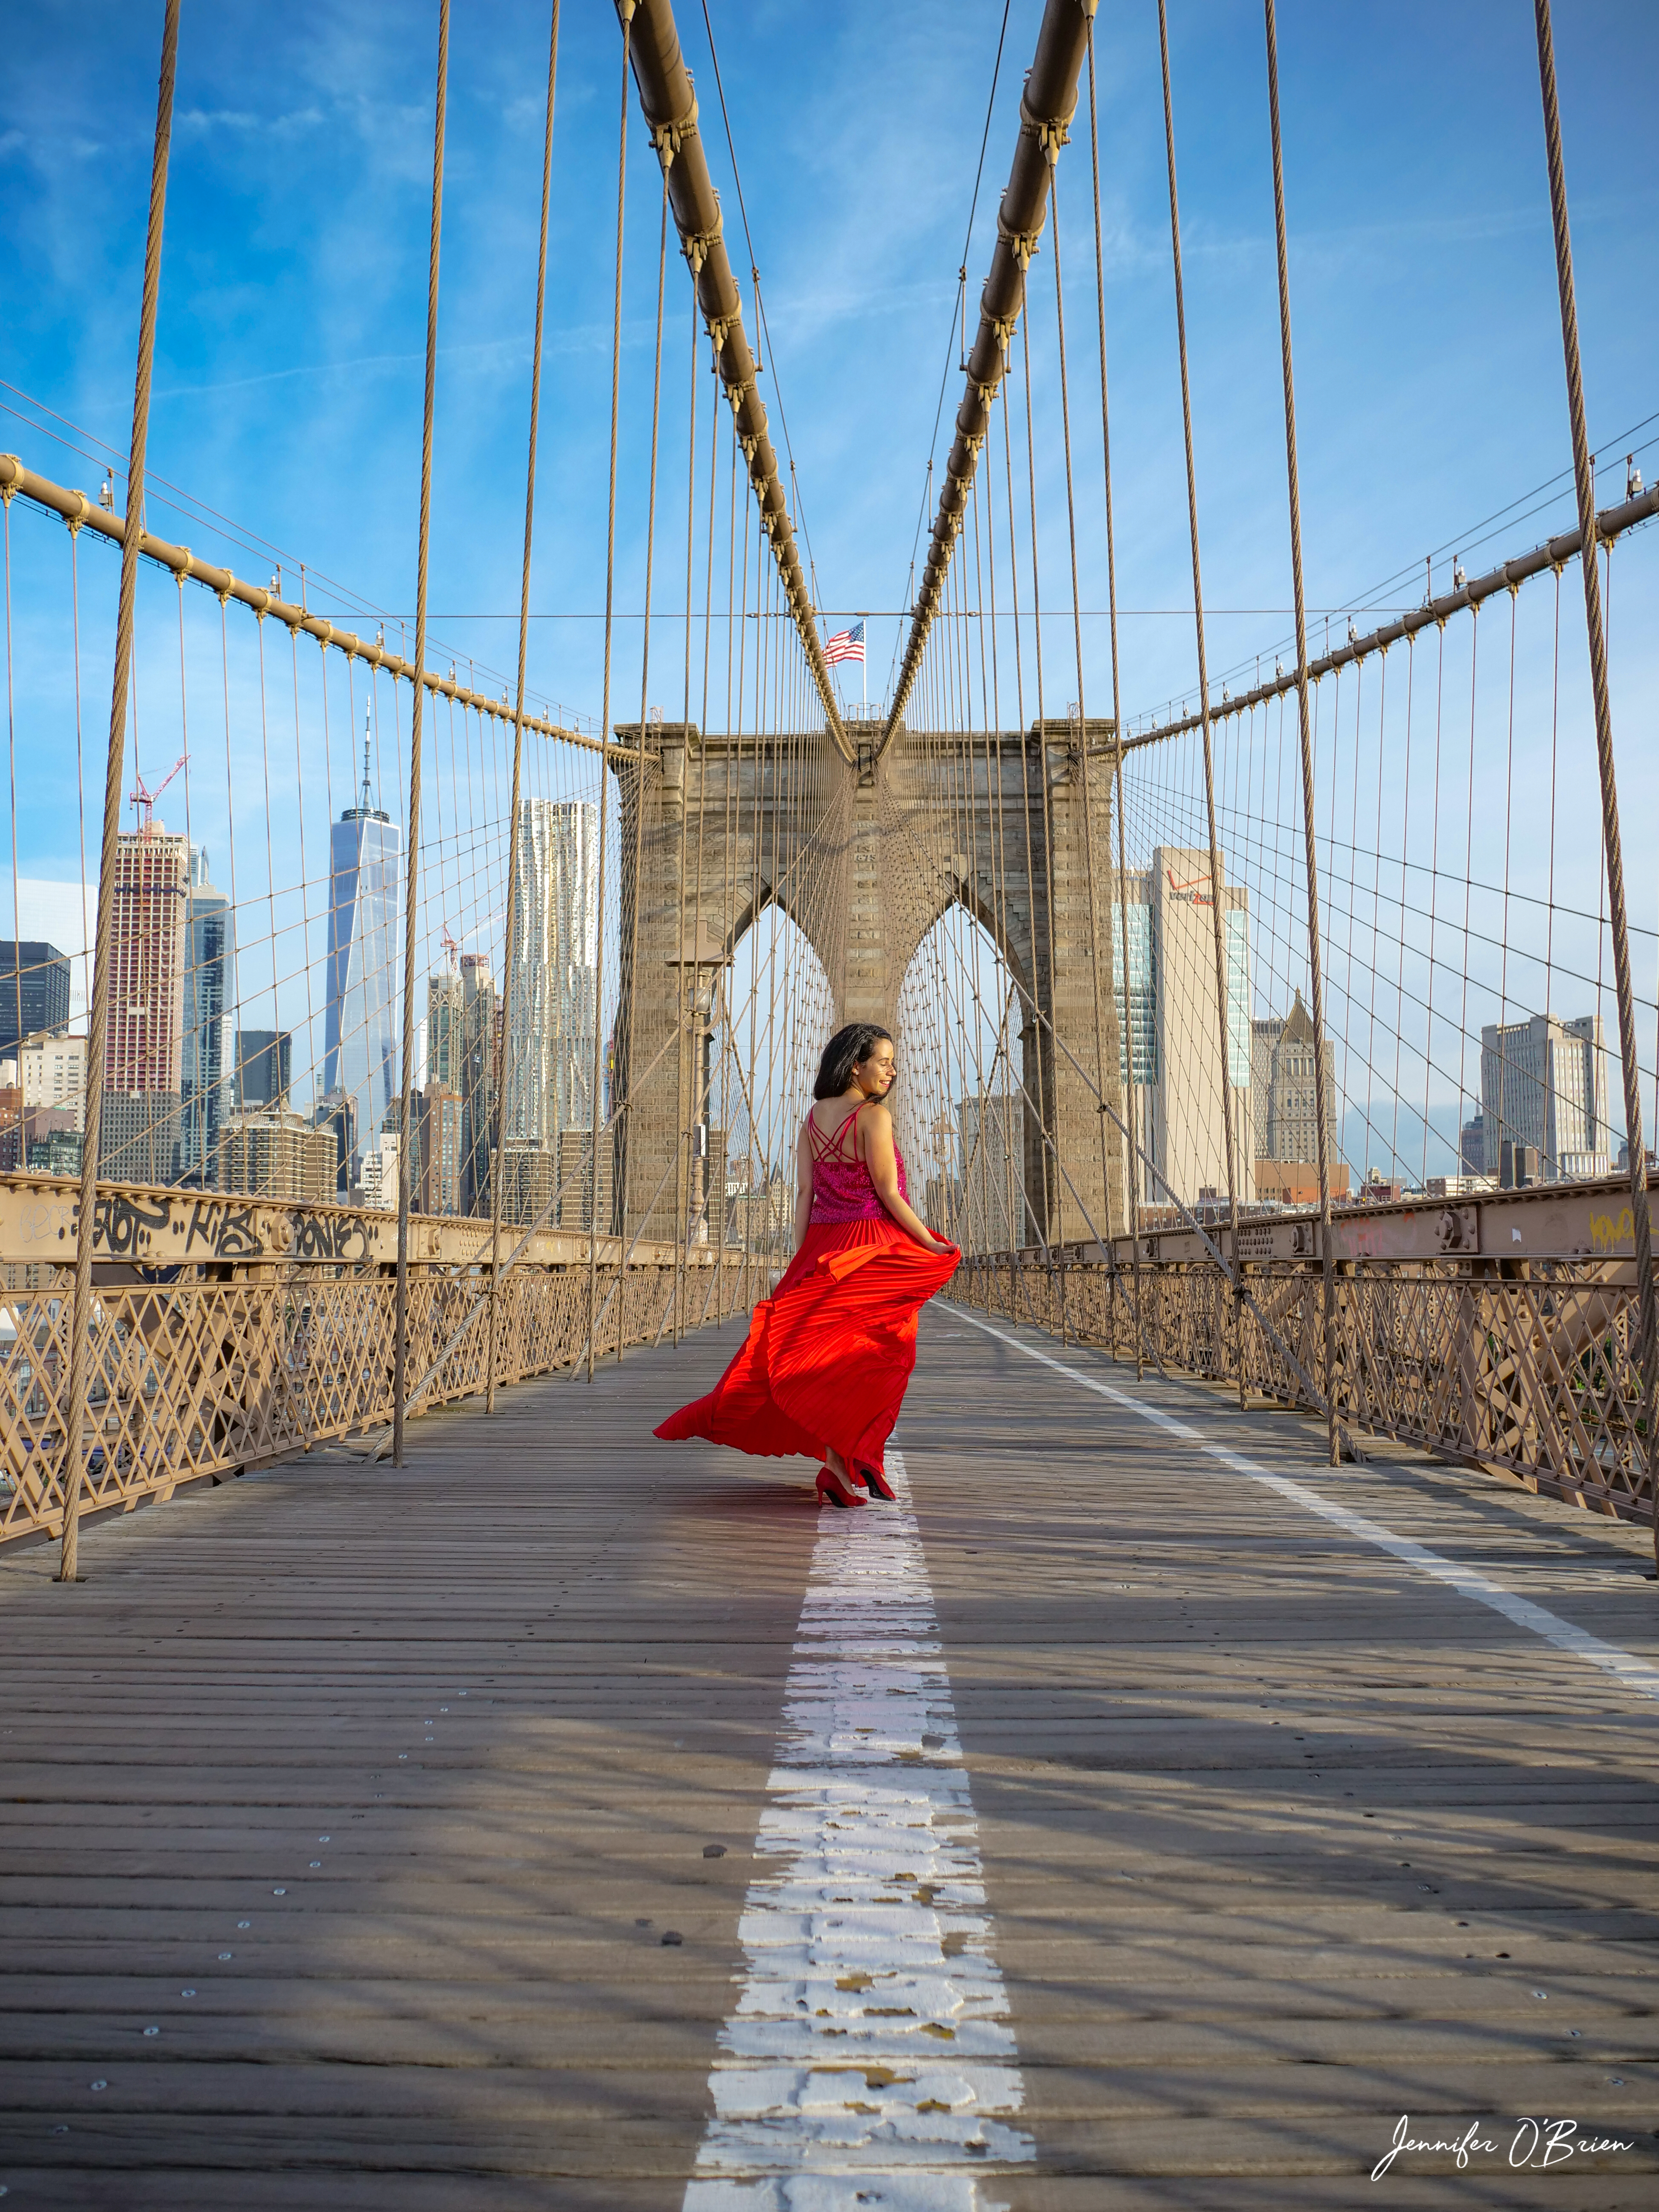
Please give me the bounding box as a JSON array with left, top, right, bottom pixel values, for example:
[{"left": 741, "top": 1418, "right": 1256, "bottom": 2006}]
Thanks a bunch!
[{"left": 654, "top": 1022, "right": 959, "bottom": 1507}]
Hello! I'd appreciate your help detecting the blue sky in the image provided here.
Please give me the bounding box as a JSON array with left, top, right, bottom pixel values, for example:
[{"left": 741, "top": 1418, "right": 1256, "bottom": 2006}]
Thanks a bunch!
[
  {"left": 6, "top": 0, "right": 1656, "bottom": 718},
  {"left": 3, "top": 0, "right": 1657, "bottom": 1166}
]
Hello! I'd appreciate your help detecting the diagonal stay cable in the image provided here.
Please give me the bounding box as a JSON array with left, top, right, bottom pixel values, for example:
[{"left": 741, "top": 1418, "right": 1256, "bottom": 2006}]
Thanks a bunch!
[
  {"left": 486, "top": 0, "right": 561, "bottom": 1416},
  {"left": 695, "top": 3, "right": 820, "bottom": 596}
]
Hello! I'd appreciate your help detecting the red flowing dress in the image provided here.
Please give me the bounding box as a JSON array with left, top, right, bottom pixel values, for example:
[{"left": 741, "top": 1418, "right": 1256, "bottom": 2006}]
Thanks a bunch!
[{"left": 653, "top": 1102, "right": 959, "bottom": 1478}]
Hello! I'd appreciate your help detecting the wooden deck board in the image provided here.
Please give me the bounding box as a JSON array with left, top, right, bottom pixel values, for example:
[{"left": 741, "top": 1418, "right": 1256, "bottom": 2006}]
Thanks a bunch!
[{"left": 0, "top": 1304, "right": 1656, "bottom": 2203}]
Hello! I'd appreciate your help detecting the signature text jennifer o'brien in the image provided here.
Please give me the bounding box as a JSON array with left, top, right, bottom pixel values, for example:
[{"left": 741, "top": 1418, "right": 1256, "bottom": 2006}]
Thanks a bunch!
[{"left": 1372, "top": 2115, "right": 1636, "bottom": 2180}]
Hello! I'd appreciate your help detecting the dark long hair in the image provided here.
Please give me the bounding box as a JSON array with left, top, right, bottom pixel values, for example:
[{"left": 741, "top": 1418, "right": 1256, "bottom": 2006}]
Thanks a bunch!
[{"left": 814, "top": 1022, "right": 893, "bottom": 1101}]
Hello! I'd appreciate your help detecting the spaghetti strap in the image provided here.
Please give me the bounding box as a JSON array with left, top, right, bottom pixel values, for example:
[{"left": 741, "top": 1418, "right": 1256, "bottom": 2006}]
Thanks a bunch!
[{"left": 806, "top": 1101, "right": 862, "bottom": 1166}]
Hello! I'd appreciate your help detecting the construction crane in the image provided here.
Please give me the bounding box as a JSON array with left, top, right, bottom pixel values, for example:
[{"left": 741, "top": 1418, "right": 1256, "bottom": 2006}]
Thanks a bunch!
[{"left": 128, "top": 753, "right": 188, "bottom": 831}]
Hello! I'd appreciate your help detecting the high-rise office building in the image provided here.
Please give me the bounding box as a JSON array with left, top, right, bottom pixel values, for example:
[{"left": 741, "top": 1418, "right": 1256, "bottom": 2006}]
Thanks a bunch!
[
  {"left": 99, "top": 1091, "right": 179, "bottom": 1184},
  {"left": 16, "top": 1033, "right": 88, "bottom": 1129},
  {"left": 556, "top": 1124, "right": 613, "bottom": 1234},
  {"left": 102, "top": 826, "right": 189, "bottom": 1182},
  {"left": 1111, "top": 846, "right": 1253, "bottom": 1209},
  {"left": 105, "top": 829, "right": 189, "bottom": 1093},
  {"left": 359, "top": 1130, "right": 399, "bottom": 1211},
  {"left": 502, "top": 797, "right": 601, "bottom": 1149},
  {"left": 957, "top": 1091, "right": 1023, "bottom": 1254},
  {"left": 495, "top": 1138, "right": 558, "bottom": 1229},
  {"left": 0, "top": 941, "right": 71, "bottom": 1055},
  {"left": 459, "top": 954, "right": 496, "bottom": 1214},
  {"left": 728, "top": 1170, "right": 794, "bottom": 1260},
  {"left": 1481, "top": 1012, "right": 1609, "bottom": 1182},
  {"left": 25, "top": 1114, "right": 81, "bottom": 1179},
  {"left": 216, "top": 1112, "right": 335, "bottom": 1203},
  {"left": 235, "top": 1028, "right": 291, "bottom": 1112},
  {"left": 0, "top": 1079, "right": 21, "bottom": 1172},
  {"left": 1249, "top": 992, "right": 1336, "bottom": 1171},
  {"left": 311, "top": 1089, "right": 357, "bottom": 1198},
  {"left": 1459, "top": 1111, "right": 1486, "bottom": 1178},
  {"left": 323, "top": 737, "right": 400, "bottom": 1179},
  {"left": 426, "top": 969, "right": 463, "bottom": 1091},
  {"left": 416, "top": 1082, "right": 463, "bottom": 1216},
  {"left": 179, "top": 846, "right": 233, "bottom": 1185}
]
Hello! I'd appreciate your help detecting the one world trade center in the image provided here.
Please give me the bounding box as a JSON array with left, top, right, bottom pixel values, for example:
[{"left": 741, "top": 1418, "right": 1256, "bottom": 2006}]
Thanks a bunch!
[{"left": 323, "top": 724, "right": 400, "bottom": 1176}]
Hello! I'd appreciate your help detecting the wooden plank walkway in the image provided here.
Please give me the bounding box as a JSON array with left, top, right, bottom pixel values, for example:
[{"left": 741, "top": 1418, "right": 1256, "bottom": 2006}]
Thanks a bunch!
[{"left": 1, "top": 1299, "right": 1657, "bottom": 2207}]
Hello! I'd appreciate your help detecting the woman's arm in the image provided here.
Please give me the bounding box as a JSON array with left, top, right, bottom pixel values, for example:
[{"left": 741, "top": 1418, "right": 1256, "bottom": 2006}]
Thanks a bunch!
[
  {"left": 793, "top": 1118, "right": 814, "bottom": 1252},
  {"left": 861, "top": 1106, "right": 955, "bottom": 1252}
]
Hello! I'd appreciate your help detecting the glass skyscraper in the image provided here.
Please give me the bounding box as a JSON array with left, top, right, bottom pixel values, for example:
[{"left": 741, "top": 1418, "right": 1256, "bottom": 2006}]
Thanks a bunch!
[
  {"left": 323, "top": 748, "right": 401, "bottom": 1176},
  {"left": 179, "top": 845, "right": 233, "bottom": 1184},
  {"left": 1112, "top": 847, "right": 1253, "bottom": 1208},
  {"left": 503, "top": 797, "right": 600, "bottom": 1146}
]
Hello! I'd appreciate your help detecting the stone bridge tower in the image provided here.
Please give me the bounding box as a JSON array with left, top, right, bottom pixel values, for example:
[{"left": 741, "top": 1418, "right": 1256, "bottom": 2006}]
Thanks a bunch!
[{"left": 611, "top": 718, "right": 1124, "bottom": 1253}]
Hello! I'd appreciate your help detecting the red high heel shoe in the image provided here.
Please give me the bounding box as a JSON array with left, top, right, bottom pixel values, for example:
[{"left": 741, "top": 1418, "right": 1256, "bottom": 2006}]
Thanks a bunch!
[
  {"left": 816, "top": 1466, "right": 866, "bottom": 1510},
  {"left": 854, "top": 1460, "right": 897, "bottom": 1502}
]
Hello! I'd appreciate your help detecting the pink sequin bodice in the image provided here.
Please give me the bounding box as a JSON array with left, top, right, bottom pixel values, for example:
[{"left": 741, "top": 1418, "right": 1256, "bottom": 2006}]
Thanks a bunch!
[{"left": 807, "top": 1103, "right": 908, "bottom": 1224}]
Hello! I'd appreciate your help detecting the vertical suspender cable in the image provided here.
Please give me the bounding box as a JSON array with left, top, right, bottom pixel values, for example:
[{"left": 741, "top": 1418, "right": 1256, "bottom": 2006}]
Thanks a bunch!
[
  {"left": 1531, "top": 0, "right": 1658, "bottom": 1559},
  {"left": 1086, "top": 23, "right": 1149, "bottom": 1375},
  {"left": 487, "top": 0, "right": 559, "bottom": 1416},
  {"left": 58, "top": 0, "right": 180, "bottom": 1585},
  {"left": 1019, "top": 313, "right": 1059, "bottom": 1263},
  {"left": 588, "top": 1, "right": 633, "bottom": 1380},
  {"left": 1157, "top": 0, "right": 1246, "bottom": 1401},
  {"left": 392, "top": 0, "right": 450, "bottom": 1470},
  {"left": 618, "top": 168, "right": 669, "bottom": 1359},
  {"left": 5, "top": 498, "right": 20, "bottom": 1066},
  {"left": 674, "top": 321, "right": 713, "bottom": 1344},
  {"left": 1263, "top": 0, "right": 1340, "bottom": 1464},
  {"left": 1046, "top": 167, "right": 1114, "bottom": 1266}
]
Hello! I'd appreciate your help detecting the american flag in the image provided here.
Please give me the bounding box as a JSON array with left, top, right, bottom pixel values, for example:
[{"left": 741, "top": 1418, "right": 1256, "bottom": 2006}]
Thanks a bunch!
[{"left": 822, "top": 618, "right": 865, "bottom": 667}]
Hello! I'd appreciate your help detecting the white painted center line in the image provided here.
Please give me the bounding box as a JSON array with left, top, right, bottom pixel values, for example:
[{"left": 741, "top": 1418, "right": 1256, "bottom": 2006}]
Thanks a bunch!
[
  {"left": 684, "top": 1447, "right": 1033, "bottom": 2211},
  {"left": 949, "top": 1306, "right": 1659, "bottom": 1709}
]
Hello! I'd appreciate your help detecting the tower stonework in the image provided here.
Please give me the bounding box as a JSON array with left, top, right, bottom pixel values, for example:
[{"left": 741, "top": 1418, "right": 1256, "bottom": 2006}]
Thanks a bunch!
[
  {"left": 610, "top": 718, "right": 1124, "bottom": 1254},
  {"left": 876, "top": 718, "right": 1124, "bottom": 1254}
]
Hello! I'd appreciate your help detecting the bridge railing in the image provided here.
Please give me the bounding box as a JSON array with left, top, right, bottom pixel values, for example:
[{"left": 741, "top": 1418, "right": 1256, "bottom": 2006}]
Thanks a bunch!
[
  {"left": 957, "top": 1252, "right": 1653, "bottom": 1525},
  {"left": 0, "top": 1172, "right": 751, "bottom": 1547}
]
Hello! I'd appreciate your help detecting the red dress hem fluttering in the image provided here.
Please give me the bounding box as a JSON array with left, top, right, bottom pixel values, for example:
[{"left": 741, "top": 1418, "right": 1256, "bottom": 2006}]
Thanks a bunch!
[{"left": 653, "top": 1108, "right": 958, "bottom": 1476}]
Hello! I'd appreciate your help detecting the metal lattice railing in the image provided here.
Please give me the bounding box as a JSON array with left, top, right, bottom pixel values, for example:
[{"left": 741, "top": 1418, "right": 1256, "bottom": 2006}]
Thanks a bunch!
[
  {"left": 957, "top": 1255, "right": 1655, "bottom": 1523},
  {"left": 0, "top": 1258, "right": 745, "bottom": 1546}
]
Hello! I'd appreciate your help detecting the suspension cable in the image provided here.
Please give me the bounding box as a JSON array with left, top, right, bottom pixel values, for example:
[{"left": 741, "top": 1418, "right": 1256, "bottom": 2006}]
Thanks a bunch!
[
  {"left": 59, "top": 0, "right": 180, "bottom": 1586},
  {"left": 1157, "top": 0, "right": 1246, "bottom": 1404},
  {"left": 587, "top": 0, "right": 633, "bottom": 1380},
  {"left": 392, "top": 0, "right": 450, "bottom": 1470},
  {"left": 1262, "top": 0, "right": 1340, "bottom": 1463},
  {"left": 1086, "top": 19, "right": 1150, "bottom": 1376},
  {"left": 486, "top": 0, "right": 559, "bottom": 1415},
  {"left": 1531, "top": 0, "right": 1658, "bottom": 1560}
]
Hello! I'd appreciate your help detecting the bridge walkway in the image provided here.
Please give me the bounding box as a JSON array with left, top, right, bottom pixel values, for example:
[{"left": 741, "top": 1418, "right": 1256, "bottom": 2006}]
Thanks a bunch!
[{"left": 1, "top": 1304, "right": 1656, "bottom": 2207}]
